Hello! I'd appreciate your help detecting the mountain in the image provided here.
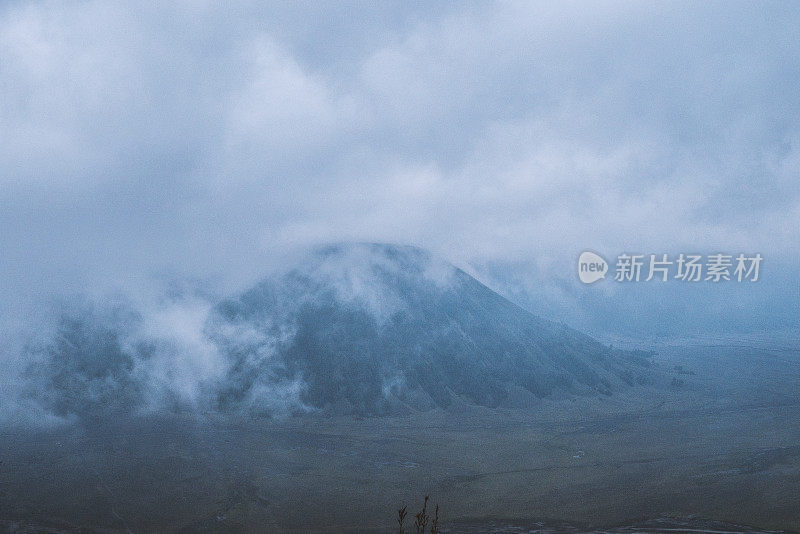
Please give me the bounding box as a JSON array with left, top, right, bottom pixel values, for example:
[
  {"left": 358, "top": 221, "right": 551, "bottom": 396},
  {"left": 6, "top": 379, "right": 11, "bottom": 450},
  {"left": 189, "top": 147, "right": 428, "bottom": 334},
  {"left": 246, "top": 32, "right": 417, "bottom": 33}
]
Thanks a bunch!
[
  {"left": 27, "top": 243, "right": 655, "bottom": 420},
  {"left": 210, "top": 243, "right": 654, "bottom": 415}
]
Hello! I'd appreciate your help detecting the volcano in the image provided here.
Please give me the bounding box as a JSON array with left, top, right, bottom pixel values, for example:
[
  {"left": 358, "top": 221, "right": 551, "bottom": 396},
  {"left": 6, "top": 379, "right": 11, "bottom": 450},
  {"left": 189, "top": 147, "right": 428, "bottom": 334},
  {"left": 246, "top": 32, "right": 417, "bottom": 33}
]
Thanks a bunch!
[
  {"left": 29, "top": 243, "right": 655, "bottom": 420},
  {"left": 209, "top": 243, "right": 654, "bottom": 415}
]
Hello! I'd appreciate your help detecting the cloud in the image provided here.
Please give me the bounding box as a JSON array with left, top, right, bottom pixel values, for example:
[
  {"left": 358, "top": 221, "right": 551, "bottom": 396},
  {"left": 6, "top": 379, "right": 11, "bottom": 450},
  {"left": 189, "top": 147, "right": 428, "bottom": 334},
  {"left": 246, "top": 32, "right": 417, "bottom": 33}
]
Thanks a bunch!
[
  {"left": 132, "top": 297, "right": 227, "bottom": 409},
  {"left": 0, "top": 0, "right": 798, "bottom": 350}
]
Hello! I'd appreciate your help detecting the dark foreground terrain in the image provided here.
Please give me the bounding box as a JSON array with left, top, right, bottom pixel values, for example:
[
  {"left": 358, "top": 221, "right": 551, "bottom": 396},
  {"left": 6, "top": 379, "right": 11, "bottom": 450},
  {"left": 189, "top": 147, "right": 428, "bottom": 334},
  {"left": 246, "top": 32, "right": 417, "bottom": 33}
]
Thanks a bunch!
[
  {"left": 446, "top": 517, "right": 787, "bottom": 533},
  {"left": 0, "top": 517, "right": 789, "bottom": 534},
  {"left": 2, "top": 342, "right": 799, "bottom": 533}
]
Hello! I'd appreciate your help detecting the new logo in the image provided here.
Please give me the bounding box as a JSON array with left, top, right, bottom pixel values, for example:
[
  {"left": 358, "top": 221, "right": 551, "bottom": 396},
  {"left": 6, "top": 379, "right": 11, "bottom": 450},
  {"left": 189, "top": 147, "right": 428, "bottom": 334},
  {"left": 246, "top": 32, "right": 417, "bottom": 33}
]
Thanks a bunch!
[{"left": 578, "top": 251, "right": 608, "bottom": 284}]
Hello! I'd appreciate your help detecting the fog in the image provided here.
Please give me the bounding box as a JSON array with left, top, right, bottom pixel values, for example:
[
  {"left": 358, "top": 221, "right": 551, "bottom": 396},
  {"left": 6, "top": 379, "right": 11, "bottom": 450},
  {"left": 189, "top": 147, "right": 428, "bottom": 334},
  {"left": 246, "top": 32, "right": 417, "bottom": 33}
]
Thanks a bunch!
[
  {"left": 2, "top": 5, "right": 800, "bottom": 530},
  {"left": 1, "top": 1, "right": 798, "bottom": 344}
]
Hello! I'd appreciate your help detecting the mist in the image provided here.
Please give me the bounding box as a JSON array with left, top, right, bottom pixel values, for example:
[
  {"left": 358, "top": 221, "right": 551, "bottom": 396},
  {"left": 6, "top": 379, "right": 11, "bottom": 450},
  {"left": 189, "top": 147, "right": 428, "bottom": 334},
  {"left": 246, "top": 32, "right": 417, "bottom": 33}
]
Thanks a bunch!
[
  {"left": 2, "top": 4, "right": 800, "bottom": 531},
  {"left": 1, "top": 1, "right": 798, "bottom": 346}
]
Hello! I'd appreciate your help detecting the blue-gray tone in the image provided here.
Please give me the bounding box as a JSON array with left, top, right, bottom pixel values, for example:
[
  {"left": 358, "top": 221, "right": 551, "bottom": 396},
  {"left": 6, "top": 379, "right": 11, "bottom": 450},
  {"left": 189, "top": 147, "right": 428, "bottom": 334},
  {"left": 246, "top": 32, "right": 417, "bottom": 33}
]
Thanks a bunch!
[{"left": 1, "top": 1, "right": 799, "bottom": 418}]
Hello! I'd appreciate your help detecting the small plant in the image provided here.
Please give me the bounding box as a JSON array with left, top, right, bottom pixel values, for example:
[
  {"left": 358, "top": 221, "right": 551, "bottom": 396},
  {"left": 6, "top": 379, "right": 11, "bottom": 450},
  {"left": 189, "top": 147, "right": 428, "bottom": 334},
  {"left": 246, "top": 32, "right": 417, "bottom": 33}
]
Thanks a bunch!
[
  {"left": 397, "top": 505, "right": 407, "bottom": 533},
  {"left": 430, "top": 504, "right": 440, "bottom": 534},
  {"left": 396, "top": 495, "right": 442, "bottom": 534},
  {"left": 414, "top": 495, "right": 429, "bottom": 534}
]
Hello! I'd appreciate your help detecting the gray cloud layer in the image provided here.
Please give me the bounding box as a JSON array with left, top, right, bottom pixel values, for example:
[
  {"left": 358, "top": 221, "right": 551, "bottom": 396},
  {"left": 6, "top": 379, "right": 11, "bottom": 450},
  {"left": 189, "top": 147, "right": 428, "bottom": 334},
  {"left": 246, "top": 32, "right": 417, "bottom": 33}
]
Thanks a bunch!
[{"left": 1, "top": 1, "right": 799, "bottom": 344}]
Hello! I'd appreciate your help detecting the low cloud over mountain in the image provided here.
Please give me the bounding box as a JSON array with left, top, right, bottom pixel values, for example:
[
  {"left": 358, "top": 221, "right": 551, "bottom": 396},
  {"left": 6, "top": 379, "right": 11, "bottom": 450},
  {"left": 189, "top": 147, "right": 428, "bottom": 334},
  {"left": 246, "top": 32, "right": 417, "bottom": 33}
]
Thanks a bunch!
[{"left": 18, "top": 244, "right": 655, "bottom": 423}]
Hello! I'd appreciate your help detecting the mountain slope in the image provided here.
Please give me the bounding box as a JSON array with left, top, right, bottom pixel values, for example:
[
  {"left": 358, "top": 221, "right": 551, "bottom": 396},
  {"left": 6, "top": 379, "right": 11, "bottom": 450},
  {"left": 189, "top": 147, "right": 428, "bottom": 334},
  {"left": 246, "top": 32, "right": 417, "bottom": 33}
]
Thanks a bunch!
[
  {"left": 25, "top": 243, "right": 655, "bottom": 420},
  {"left": 210, "top": 243, "right": 654, "bottom": 415}
]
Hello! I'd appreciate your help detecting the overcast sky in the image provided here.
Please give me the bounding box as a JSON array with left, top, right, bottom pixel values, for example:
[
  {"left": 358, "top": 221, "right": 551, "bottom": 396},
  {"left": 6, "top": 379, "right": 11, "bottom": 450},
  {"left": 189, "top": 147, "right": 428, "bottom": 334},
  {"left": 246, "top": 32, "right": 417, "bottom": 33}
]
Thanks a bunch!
[{"left": 1, "top": 1, "right": 799, "bottom": 341}]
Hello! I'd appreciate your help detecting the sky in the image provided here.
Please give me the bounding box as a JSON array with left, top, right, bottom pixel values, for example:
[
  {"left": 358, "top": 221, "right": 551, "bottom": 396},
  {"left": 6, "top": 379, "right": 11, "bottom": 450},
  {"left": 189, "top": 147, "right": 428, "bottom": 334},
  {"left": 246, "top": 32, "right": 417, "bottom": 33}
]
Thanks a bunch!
[{"left": 1, "top": 0, "right": 799, "bottom": 344}]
